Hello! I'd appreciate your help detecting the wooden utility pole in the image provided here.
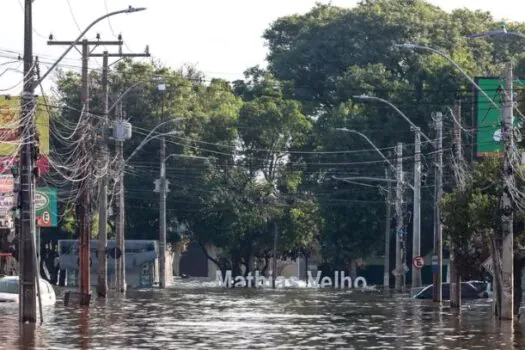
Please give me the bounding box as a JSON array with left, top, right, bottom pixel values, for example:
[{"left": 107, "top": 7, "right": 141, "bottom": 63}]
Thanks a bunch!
[
  {"left": 450, "top": 102, "right": 462, "bottom": 309},
  {"left": 394, "top": 143, "right": 403, "bottom": 292},
  {"left": 47, "top": 38, "right": 122, "bottom": 305},
  {"left": 19, "top": 0, "right": 37, "bottom": 323}
]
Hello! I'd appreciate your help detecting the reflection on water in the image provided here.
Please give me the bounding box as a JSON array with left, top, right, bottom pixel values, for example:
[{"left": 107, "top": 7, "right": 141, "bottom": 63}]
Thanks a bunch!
[{"left": 1, "top": 279, "right": 525, "bottom": 349}]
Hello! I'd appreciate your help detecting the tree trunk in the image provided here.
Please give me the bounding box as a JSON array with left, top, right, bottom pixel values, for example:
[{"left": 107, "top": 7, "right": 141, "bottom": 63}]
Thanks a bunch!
[
  {"left": 450, "top": 242, "right": 461, "bottom": 309},
  {"left": 490, "top": 232, "right": 503, "bottom": 317}
]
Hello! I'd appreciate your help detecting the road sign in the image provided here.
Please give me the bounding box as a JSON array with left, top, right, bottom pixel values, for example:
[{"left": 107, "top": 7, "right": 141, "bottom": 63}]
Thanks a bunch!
[
  {"left": 431, "top": 254, "right": 439, "bottom": 273},
  {"left": 413, "top": 256, "right": 424, "bottom": 269},
  {"left": 36, "top": 187, "right": 57, "bottom": 227}
]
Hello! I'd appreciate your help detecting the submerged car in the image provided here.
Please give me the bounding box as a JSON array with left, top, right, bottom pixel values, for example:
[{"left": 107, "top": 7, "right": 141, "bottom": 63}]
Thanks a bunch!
[
  {"left": 412, "top": 280, "right": 491, "bottom": 300},
  {"left": 0, "top": 276, "right": 56, "bottom": 305}
]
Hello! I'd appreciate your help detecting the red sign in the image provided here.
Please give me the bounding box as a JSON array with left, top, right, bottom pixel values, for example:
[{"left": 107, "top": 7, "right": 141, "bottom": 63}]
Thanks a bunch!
[
  {"left": 413, "top": 256, "right": 425, "bottom": 269},
  {"left": 0, "top": 156, "right": 49, "bottom": 175},
  {"left": 0, "top": 175, "right": 13, "bottom": 193}
]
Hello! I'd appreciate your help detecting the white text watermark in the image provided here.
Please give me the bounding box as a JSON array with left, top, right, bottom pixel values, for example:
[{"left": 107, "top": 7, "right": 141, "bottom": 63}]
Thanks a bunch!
[{"left": 216, "top": 270, "right": 367, "bottom": 288}]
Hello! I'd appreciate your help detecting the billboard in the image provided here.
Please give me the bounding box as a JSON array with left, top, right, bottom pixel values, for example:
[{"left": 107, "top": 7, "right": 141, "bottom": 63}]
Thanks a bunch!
[
  {"left": 35, "top": 187, "right": 57, "bottom": 227},
  {"left": 0, "top": 96, "right": 50, "bottom": 173},
  {"left": 475, "top": 78, "right": 524, "bottom": 157}
]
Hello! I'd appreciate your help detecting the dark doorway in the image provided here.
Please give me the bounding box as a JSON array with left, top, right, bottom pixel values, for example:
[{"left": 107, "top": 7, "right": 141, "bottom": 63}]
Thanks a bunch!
[{"left": 179, "top": 242, "right": 208, "bottom": 277}]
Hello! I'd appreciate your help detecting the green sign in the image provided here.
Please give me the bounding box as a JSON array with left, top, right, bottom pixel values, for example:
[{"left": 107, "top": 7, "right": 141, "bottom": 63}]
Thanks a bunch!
[
  {"left": 475, "top": 77, "right": 523, "bottom": 157},
  {"left": 35, "top": 187, "right": 57, "bottom": 227}
]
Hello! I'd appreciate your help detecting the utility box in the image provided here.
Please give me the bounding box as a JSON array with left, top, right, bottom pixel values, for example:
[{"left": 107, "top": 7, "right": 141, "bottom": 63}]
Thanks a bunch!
[{"left": 113, "top": 120, "right": 132, "bottom": 141}]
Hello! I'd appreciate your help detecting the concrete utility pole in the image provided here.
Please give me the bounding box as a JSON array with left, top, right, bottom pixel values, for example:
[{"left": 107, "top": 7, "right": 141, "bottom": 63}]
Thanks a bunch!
[
  {"left": 499, "top": 63, "right": 514, "bottom": 320},
  {"left": 48, "top": 38, "right": 122, "bottom": 305},
  {"left": 93, "top": 48, "right": 150, "bottom": 298},
  {"left": 115, "top": 102, "right": 126, "bottom": 293},
  {"left": 432, "top": 112, "right": 443, "bottom": 302},
  {"left": 19, "top": 0, "right": 37, "bottom": 323},
  {"left": 450, "top": 102, "right": 462, "bottom": 309},
  {"left": 411, "top": 127, "right": 422, "bottom": 288},
  {"left": 272, "top": 222, "right": 279, "bottom": 289},
  {"left": 384, "top": 167, "right": 392, "bottom": 288},
  {"left": 395, "top": 142, "right": 403, "bottom": 292},
  {"left": 158, "top": 85, "right": 168, "bottom": 289}
]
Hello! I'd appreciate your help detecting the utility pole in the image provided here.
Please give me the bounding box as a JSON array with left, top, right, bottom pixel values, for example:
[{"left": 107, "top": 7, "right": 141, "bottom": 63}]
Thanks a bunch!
[
  {"left": 19, "top": 0, "right": 37, "bottom": 323},
  {"left": 115, "top": 102, "right": 126, "bottom": 293},
  {"left": 47, "top": 38, "right": 123, "bottom": 305},
  {"left": 97, "top": 51, "right": 109, "bottom": 298},
  {"left": 394, "top": 142, "right": 403, "bottom": 292},
  {"left": 92, "top": 49, "right": 150, "bottom": 297},
  {"left": 384, "top": 167, "right": 392, "bottom": 288},
  {"left": 499, "top": 63, "right": 514, "bottom": 320},
  {"left": 432, "top": 112, "right": 443, "bottom": 302},
  {"left": 411, "top": 127, "right": 422, "bottom": 288},
  {"left": 158, "top": 85, "right": 168, "bottom": 289},
  {"left": 272, "top": 222, "right": 278, "bottom": 289},
  {"left": 451, "top": 102, "right": 462, "bottom": 309}
]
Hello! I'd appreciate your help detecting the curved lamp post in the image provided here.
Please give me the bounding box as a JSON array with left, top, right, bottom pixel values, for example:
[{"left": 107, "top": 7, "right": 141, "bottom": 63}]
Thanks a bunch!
[{"left": 394, "top": 43, "right": 499, "bottom": 110}]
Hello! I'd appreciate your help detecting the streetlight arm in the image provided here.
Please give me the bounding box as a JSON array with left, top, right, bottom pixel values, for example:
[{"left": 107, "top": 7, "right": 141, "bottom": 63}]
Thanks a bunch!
[
  {"left": 335, "top": 128, "right": 395, "bottom": 170},
  {"left": 38, "top": 7, "right": 146, "bottom": 85},
  {"left": 395, "top": 43, "right": 499, "bottom": 110},
  {"left": 125, "top": 119, "right": 183, "bottom": 162},
  {"left": 353, "top": 94, "right": 433, "bottom": 144}
]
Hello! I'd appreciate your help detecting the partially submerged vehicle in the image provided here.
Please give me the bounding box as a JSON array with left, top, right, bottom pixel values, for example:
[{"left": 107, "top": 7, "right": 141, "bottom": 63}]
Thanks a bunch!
[
  {"left": 0, "top": 275, "right": 56, "bottom": 305},
  {"left": 412, "top": 280, "right": 491, "bottom": 300}
]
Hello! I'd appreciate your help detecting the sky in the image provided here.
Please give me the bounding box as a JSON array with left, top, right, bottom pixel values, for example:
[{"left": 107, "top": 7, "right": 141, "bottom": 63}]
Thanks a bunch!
[{"left": 0, "top": 0, "right": 524, "bottom": 94}]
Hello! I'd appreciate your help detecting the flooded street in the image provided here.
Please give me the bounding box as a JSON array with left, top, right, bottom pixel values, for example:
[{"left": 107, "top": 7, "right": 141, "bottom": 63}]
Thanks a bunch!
[{"left": 0, "top": 281, "right": 524, "bottom": 349}]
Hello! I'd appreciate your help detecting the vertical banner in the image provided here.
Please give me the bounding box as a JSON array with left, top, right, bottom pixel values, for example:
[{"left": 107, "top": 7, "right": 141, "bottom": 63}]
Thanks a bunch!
[
  {"left": 475, "top": 78, "right": 524, "bottom": 157},
  {"left": 35, "top": 187, "right": 57, "bottom": 227},
  {"left": 0, "top": 95, "right": 50, "bottom": 173}
]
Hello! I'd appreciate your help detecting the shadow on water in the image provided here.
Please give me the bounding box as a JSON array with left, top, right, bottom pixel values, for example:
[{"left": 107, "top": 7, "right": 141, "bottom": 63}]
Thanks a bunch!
[{"left": 1, "top": 281, "right": 525, "bottom": 349}]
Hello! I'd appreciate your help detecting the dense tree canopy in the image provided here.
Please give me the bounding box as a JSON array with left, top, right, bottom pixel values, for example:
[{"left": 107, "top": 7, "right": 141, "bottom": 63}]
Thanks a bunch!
[{"left": 40, "top": 0, "right": 525, "bottom": 279}]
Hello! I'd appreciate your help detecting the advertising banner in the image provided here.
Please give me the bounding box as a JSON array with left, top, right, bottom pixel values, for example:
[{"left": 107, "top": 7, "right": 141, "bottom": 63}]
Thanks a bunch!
[
  {"left": 0, "top": 96, "right": 50, "bottom": 173},
  {"left": 475, "top": 78, "right": 524, "bottom": 157},
  {"left": 35, "top": 187, "right": 57, "bottom": 227}
]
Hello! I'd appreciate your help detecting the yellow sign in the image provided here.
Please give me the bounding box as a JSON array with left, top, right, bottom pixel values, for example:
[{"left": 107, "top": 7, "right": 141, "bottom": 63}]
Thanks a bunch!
[{"left": 0, "top": 96, "right": 49, "bottom": 156}]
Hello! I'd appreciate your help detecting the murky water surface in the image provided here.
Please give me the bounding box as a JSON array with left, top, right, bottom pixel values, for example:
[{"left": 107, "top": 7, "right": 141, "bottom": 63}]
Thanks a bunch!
[{"left": 0, "top": 280, "right": 524, "bottom": 349}]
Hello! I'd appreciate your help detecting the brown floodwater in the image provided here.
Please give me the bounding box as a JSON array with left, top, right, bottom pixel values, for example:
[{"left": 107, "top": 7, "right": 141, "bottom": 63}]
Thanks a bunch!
[{"left": 0, "top": 280, "right": 524, "bottom": 349}]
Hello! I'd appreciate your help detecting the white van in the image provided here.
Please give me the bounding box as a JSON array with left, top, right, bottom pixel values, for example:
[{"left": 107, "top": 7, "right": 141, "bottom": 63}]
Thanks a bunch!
[{"left": 0, "top": 276, "right": 56, "bottom": 306}]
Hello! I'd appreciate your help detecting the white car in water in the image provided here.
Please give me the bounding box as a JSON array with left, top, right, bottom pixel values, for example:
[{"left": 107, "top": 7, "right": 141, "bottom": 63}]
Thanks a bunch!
[{"left": 0, "top": 276, "right": 56, "bottom": 305}]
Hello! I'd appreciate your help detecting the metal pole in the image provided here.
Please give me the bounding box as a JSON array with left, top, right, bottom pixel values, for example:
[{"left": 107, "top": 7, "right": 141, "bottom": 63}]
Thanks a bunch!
[
  {"left": 450, "top": 102, "right": 462, "bottom": 309},
  {"left": 433, "top": 112, "right": 443, "bottom": 302},
  {"left": 272, "top": 222, "right": 278, "bottom": 289},
  {"left": 19, "top": 0, "right": 37, "bottom": 323},
  {"left": 500, "top": 63, "right": 514, "bottom": 320},
  {"left": 395, "top": 143, "right": 403, "bottom": 292},
  {"left": 411, "top": 128, "right": 422, "bottom": 288},
  {"left": 384, "top": 167, "right": 392, "bottom": 288},
  {"left": 97, "top": 51, "right": 109, "bottom": 298},
  {"left": 159, "top": 95, "right": 167, "bottom": 289}
]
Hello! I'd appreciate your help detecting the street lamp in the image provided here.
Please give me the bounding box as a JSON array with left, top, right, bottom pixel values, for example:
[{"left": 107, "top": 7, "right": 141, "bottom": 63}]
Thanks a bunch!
[
  {"left": 334, "top": 128, "right": 394, "bottom": 169},
  {"left": 394, "top": 43, "right": 499, "bottom": 110},
  {"left": 38, "top": 6, "right": 146, "bottom": 84},
  {"left": 467, "top": 23, "right": 525, "bottom": 40},
  {"left": 351, "top": 95, "right": 425, "bottom": 288}
]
